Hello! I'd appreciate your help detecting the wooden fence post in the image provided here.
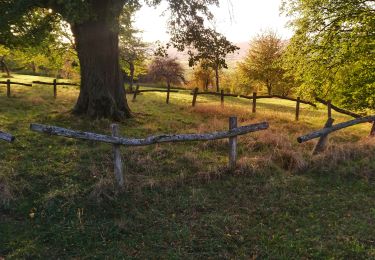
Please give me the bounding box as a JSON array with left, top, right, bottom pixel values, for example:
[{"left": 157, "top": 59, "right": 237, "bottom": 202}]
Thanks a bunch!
[
  {"left": 370, "top": 122, "right": 375, "bottom": 137},
  {"left": 252, "top": 92, "right": 257, "bottom": 113},
  {"left": 229, "top": 116, "right": 237, "bottom": 169},
  {"left": 313, "top": 118, "right": 334, "bottom": 155},
  {"left": 295, "top": 97, "right": 300, "bottom": 121},
  {"left": 111, "top": 124, "right": 124, "bottom": 187},
  {"left": 53, "top": 79, "right": 57, "bottom": 99},
  {"left": 192, "top": 87, "right": 198, "bottom": 107},
  {"left": 327, "top": 100, "right": 332, "bottom": 119},
  {"left": 132, "top": 85, "right": 139, "bottom": 102},
  {"left": 6, "top": 79, "right": 10, "bottom": 97},
  {"left": 221, "top": 89, "right": 224, "bottom": 108},
  {"left": 166, "top": 83, "right": 170, "bottom": 104}
]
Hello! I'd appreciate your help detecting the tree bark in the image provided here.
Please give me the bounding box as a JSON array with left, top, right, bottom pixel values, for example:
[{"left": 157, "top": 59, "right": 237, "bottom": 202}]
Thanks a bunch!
[
  {"left": 215, "top": 67, "right": 219, "bottom": 92},
  {"left": 71, "top": 1, "right": 131, "bottom": 120}
]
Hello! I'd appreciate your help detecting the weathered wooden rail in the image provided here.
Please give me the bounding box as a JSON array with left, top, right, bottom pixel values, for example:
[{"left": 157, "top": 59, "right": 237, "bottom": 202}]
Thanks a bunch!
[
  {"left": 131, "top": 85, "right": 179, "bottom": 104},
  {"left": 315, "top": 97, "right": 362, "bottom": 119},
  {"left": 0, "top": 130, "right": 15, "bottom": 143},
  {"left": 191, "top": 89, "right": 316, "bottom": 120},
  {"left": 297, "top": 115, "right": 375, "bottom": 154},
  {"left": 33, "top": 79, "right": 78, "bottom": 98},
  {"left": 0, "top": 79, "right": 32, "bottom": 97},
  {"left": 30, "top": 118, "right": 269, "bottom": 187}
]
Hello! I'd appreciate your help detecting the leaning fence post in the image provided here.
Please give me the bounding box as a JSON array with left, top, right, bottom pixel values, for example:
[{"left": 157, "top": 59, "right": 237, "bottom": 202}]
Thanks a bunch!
[
  {"left": 6, "top": 79, "right": 10, "bottom": 97},
  {"left": 296, "top": 97, "right": 300, "bottom": 121},
  {"left": 313, "top": 117, "right": 334, "bottom": 155},
  {"left": 111, "top": 124, "right": 124, "bottom": 187},
  {"left": 132, "top": 85, "right": 139, "bottom": 102},
  {"left": 327, "top": 100, "right": 332, "bottom": 119},
  {"left": 221, "top": 89, "right": 224, "bottom": 108},
  {"left": 53, "top": 79, "right": 57, "bottom": 99},
  {"left": 229, "top": 116, "right": 237, "bottom": 169},
  {"left": 252, "top": 92, "right": 257, "bottom": 113},
  {"left": 192, "top": 87, "right": 198, "bottom": 107},
  {"left": 370, "top": 121, "right": 375, "bottom": 137}
]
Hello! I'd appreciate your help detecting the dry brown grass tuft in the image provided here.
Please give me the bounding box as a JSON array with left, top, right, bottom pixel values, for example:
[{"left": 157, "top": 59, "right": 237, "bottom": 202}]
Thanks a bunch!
[
  {"left": 191, "top": 104, "right": 253, "bottom": 121},
  {"left": 307, "top": 137, "right": 375, "bottom": 180}
]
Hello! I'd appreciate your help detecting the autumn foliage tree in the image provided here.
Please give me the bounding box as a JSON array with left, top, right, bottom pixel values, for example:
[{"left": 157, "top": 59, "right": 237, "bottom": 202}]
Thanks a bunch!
[
  {"left": 239, "top": 31, "right": 288, "bottom": 95},
  {"left": 148, "top": 57, "right": 185, "bottom": 90}
]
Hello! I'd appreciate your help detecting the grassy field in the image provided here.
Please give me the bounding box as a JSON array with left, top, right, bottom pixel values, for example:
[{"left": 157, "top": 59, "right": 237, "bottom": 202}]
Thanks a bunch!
[{"left": 1, "top": 74, "right": 374, "bottom": 258}]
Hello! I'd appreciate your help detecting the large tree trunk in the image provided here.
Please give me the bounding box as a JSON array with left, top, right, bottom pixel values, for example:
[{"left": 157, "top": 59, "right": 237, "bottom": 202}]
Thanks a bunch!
[{"left": 71, "top": 1, "right": 131, "bottom": 120}]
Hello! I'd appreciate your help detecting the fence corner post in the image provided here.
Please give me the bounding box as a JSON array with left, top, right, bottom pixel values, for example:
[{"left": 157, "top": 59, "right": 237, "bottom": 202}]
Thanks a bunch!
[
  {"left": 221, "top": 89, "right": 224, "bottom": 108},
  {"left": 53, "top": 79, "right": 57, "bottom": 99},
  {"left": 313, "top": 117, "right": 334, "bottom": 155},
  {"left": 229, "top": 116, "right": 237, "bottom": 169},
  {"left": 6, "top": 79, "right": 10, "bottom": 97},
  {"left": 296, "top": 97, "right": 300, "bottom": 121},
  {"left": 192, "top": 87, "right": 198, "bottom": 107},
  {"left": 111, "top": 124, "right": 124, "bottom": 187},
  {"left": 252, "top": 92, "right": 257, "bottom": 113},
  {"left": 132, "top": 85, "right": 139, "bottom": 102}
]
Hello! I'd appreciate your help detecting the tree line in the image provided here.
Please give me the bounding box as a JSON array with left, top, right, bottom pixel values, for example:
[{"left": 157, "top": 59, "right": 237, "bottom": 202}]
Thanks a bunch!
[{"left": 0, "top": 0, "right": 373, "bottom": 118}]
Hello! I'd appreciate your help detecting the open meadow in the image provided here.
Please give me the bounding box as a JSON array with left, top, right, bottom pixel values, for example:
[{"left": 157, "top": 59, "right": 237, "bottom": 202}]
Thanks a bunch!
[{"left": 1, "top": 75, "right": 374, "bottom": 258}]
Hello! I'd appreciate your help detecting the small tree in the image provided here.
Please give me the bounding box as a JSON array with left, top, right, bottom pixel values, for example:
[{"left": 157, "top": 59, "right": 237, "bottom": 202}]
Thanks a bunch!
[
  {"left": 148, "top": 57, "right": 185, "bottom": 90},
  {"left": 239, "top": 31, "right": 286, "bottom": 95},
  {"left": 192, "top": 60, "right": 215, "bottom": 91},
  {"left": 186, "top": 29, "right": 239, "bottom": 92},
  {"left": 119, "top": 6, "right": 149, "bottom": 91}
]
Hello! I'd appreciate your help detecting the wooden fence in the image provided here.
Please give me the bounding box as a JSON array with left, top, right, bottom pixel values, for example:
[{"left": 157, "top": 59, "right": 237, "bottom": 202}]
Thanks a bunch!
[
  {"left": 191, "top": 88, "right": 316, "bottom": 121},
  {"left": 131, "top": 85, "right": 179, "bottom": 104},
  {"left": 30, "top": 117, "right": 269, "bottom": 187},
  {"left": 297, "top": 115, "right": 375, "bottom": 154},
  {"left": 0, "top": 130, "right": 15, "bottom": 143},
  {"left": 33, "top": 79, "right": 78, "bottom": 98},
  {"left": 0, "top": 79, "right": 32, "bottom": 97}
]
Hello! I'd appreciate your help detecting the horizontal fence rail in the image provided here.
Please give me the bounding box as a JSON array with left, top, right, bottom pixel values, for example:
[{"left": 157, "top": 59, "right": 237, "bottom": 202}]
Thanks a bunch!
[
  {"left": 297, "top": 115, "right": 375, "bottom": 154},
  {"left": 315, "top": 97, "right": 362, "bottom": 119},
  {"left": 0, "top": 80, "right": 32, "bottom": 87},
  {"left": 30, "top": 122, "right": 269, "bottom": 146},
  {"left": 190, "top": 89, "right": 317, "bottom": 108},
  {"left": 0, "top": 79, "right": 32, "bottom": 97},
  {"left": 31, "top": 118, "right": 269, "bottom": 187},
  {"left": 0, "top": 131, "right": 15, "bottom": 143},
  {"left": 32, "top": 80, "right": 78, "bottom": 86}
]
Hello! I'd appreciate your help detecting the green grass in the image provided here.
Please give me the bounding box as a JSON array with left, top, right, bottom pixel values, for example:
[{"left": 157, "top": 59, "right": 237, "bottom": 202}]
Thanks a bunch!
[{"left": 0, "top": 75, "right": 374, "bottom": 258}]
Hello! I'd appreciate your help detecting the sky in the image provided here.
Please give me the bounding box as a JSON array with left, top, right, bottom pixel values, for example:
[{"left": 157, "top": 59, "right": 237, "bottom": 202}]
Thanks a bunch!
[{"left": 134, "top": 0, "right": 294, "bottom": 43}]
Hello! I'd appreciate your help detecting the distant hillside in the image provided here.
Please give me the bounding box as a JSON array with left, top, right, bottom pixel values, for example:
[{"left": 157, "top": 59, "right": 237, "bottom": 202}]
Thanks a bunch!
[{"left": 166, "top": 42, "right": 250, "bottom": 69}]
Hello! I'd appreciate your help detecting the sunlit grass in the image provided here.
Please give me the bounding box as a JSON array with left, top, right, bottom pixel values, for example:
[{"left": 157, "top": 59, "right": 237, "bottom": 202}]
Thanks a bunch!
[{"left": 0, "top": 74, "right": 374, "bottom": 258}]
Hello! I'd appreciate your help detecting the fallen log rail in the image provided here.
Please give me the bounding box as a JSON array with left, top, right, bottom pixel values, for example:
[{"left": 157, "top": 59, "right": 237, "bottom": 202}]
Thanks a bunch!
[
  {"left": 315, "top": 97, "right": 361, "bottom": 118},
  {"left": 297, "top": 115, "right": 375, "bottom": 154},
  {"left": 30, "top": 118, "right": 269, "bottom": 187},
  {"left": 0, "top": 130, "right": 15, "bottom": 143},
  {"left": 0, "top": 79, "right": 32, "bottom": 97},
  {"left": 33, "top": 79, "right": 79, "bottom": 98}
]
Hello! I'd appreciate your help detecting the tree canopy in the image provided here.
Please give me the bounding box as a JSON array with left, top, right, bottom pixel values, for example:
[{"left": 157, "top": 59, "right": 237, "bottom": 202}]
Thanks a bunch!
[
  {"left": 0, "top": 0, "right": 222, "bottom": 119},
  {"left": 282, "top": 0, "right": 375, "bottom": 110}
]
